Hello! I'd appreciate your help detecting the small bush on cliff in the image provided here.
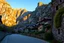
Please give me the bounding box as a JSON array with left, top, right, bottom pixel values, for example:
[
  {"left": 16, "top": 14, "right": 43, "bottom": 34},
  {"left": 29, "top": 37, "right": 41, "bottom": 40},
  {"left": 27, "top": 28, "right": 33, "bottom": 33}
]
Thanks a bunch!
[
  {"left": 0, "top": 25, "right": 4, "bottom": 31},
  {"left": 54, "top": 7, "right": 64, "bottom": 28},
  {"left": 44, "top": 32, "right": 54, "bottom": 40}
]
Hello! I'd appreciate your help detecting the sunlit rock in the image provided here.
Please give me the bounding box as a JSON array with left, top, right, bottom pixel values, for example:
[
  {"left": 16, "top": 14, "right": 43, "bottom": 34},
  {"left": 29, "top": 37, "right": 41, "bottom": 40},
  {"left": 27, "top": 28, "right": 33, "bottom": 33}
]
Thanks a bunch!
[
  {"left": 38, "top": 2, "right": 43, "bottom": 7},
  {"left": 0, "top": 0, "right": 22, "bottom": 27}
]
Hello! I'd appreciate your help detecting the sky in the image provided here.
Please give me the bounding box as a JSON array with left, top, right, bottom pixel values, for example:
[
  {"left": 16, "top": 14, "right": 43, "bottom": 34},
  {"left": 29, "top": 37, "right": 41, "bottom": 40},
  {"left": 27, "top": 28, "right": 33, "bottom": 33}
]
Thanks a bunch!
[{"left": 6, "top": 0, "right": 51, "bottom": 11}]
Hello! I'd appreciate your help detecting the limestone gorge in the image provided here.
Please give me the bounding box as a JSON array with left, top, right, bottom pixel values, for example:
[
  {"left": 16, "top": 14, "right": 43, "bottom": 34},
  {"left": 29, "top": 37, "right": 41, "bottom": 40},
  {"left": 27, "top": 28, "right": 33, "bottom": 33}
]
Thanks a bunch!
[
  {"left": 0, "top": 0, "right": 45, "bottom": 27},
  {"left": 0, "top": 0, "right": 64, "bottom": 43}
]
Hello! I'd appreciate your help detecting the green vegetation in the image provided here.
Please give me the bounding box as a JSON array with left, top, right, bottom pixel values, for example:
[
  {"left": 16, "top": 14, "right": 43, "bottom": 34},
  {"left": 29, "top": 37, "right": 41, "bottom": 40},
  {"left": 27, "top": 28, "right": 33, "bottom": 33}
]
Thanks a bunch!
[
  {"left": 54, "top": 7, "right": 64, "bottom": 28},
  {"left": 49, "top": 40, "right": 62, "bottom": 43},
  {"left": 0, "top": 25, "right": 5, "bottom": 31},
  {"left": 0, "top": 24, "right": 16, "bottom": 33},
  {"left": 6, "top": 25, "right": 16, "bottom": 32},
  {"left": 44, "top": 32, "right": 53, "bottom": 40}
]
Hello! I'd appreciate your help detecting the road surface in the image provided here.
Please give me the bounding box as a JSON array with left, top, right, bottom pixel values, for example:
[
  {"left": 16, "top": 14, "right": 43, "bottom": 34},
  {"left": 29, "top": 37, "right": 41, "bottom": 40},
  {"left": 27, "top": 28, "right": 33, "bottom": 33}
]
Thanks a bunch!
[{"left": 1, "top": 34, "right": 49, "bottom": 43}]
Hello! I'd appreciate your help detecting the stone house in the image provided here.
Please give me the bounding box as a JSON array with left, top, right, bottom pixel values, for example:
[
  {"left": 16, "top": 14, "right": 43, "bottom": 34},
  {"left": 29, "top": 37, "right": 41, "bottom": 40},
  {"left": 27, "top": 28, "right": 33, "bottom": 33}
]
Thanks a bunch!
[
  {"left": 51, "top": 0, "right": 64, "bottom": 16},
  {"left": 51, "top": 0, "right": 64, "bottom": 42}
]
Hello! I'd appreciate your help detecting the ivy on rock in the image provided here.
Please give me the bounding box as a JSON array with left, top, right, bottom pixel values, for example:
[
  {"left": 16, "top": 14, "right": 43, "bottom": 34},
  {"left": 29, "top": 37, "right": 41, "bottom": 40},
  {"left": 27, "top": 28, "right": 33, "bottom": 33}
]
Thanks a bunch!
[{"left": 54, "top": 7, "right": 64, "bottom": 28}]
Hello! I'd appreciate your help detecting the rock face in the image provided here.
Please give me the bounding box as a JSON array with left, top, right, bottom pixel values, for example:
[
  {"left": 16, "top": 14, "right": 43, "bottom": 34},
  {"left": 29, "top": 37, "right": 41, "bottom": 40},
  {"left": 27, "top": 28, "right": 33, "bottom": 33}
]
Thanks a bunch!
[
  {"left": 16, "top": 2, "right": 52, "bottom": 29},
  {"left": 0, "top": 0, "right": 51, "bottom": 31},
  {"left": 0, "top": 0, "right": 44, "bottom": 28},
  {"left": 51, "top": 0, "right": 64, "bottom": 42},
  {"left": 16, "top": 2, "right": 45, "bottom": 28},
  {"left": 38, "top": 2, "right": 43, "bottom": 7},
  {"left": 0, "top": 0, "right": 23, "bottom": 27},
  {"left": 52, "top": 16, "right": 64, "bottom": 42}
]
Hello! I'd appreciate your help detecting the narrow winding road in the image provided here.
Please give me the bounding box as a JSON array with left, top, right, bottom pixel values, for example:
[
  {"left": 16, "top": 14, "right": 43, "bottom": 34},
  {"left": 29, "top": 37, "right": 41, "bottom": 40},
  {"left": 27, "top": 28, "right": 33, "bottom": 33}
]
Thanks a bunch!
[
  {"left": 0, "top": 31, "right": 48, "bottom": 43},
  {"left": 1, "top": 34, "right": 49, "bottom": 43}
]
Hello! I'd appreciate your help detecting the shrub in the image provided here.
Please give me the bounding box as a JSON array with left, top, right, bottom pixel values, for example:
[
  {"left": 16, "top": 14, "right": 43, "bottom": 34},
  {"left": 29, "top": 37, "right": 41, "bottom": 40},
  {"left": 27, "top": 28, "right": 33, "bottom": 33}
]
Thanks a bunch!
[
  {"left": 44, "top": 32, "right": 54, "bottom": 40},
  {"left": 0, "top": 24, "right": 8, "bottom": 31},
  {"left": 46, "top": 24, "right": 51, "bottom": 30},
  {"left": 54, "top": 7, "right": 64, "bottom": 28},
  {"left": 0, "top": 25, "right": 5, "bottom": 31}
]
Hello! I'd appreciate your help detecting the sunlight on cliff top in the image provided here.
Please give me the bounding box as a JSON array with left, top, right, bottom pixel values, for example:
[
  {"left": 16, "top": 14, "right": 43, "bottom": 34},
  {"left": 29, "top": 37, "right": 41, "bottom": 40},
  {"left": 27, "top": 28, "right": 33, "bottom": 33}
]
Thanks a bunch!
[{"left": 0, "top": 0, "right": 22, "bottom": 27}]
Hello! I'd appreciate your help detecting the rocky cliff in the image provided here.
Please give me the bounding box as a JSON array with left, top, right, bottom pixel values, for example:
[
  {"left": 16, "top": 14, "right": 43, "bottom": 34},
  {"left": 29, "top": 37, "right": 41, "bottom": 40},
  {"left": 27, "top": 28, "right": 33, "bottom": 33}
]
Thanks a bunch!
[
  {"left": 0, "top": 0, "right": 51, "bottom": 28},
  {"left": 15, "top": 2, "right": 49, "bottom": 28},
  {"left": 0, "top": 0, "right": 28, "bottom": 27}
]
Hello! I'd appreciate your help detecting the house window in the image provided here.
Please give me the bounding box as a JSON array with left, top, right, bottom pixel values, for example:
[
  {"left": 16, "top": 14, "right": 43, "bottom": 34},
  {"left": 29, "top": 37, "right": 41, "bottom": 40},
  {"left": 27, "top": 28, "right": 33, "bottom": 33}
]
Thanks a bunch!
[
  {"left": 60, "top": 0, "right": 62, "bottom": 2},
  {"left": 56, "top": 6, "right": 58, "bottom": 10},
  {"left": 58, "top": 29, "right": 60, "bottom": 34}
]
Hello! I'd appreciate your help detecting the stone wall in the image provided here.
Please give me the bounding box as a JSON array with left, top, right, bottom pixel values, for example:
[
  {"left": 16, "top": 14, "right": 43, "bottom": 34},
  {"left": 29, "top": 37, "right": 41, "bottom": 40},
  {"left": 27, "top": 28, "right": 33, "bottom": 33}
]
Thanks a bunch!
[{"left": 52, "top": 16, "right": 64, "bottom": 42}]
